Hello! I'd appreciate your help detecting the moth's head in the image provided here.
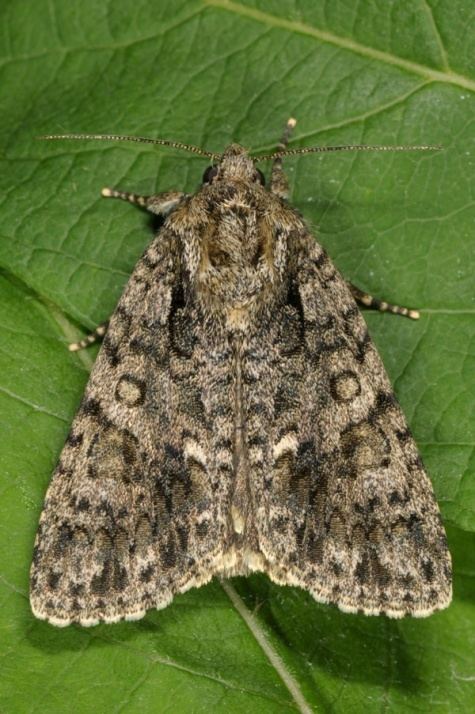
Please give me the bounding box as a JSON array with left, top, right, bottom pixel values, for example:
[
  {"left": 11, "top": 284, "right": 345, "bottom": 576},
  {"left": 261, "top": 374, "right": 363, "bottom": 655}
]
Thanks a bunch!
[{"left": 202, "top": 144, "right": 265, "bottom": 187}]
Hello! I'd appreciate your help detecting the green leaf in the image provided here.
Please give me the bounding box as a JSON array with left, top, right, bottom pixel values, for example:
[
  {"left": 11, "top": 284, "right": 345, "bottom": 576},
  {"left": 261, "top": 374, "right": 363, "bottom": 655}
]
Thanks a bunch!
[{"left": 0, "top": 1, "right": 474, "bottom": 711}]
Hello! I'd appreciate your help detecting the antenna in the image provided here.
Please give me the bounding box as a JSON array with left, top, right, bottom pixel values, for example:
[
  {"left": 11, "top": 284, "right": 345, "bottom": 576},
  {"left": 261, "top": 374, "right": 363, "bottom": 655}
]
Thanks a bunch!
[
  {"left": 38, "top": 132, "right": 442, "bottom": 162},
  {"left": 38, "top": 133, "right": 218, "bottom": 159},
  {"left": 254, "top": 143, "right": 442, "bottom": 162}
]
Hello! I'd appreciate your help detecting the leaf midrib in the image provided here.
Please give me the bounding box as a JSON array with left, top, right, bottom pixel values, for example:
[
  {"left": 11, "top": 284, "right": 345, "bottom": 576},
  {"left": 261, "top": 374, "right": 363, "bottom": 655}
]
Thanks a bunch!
[{"left": 203, "top": 0, "right": 475, "bottom": 93}]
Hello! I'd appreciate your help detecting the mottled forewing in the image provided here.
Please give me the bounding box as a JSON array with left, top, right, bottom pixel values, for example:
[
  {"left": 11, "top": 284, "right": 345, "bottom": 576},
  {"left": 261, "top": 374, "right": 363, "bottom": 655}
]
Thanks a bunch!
[
  {"left": 257, "top": 234, "right": 452, "bottom": 617},
  {"left": 30, "top": 227, "right": 229, "bottom": 626}
]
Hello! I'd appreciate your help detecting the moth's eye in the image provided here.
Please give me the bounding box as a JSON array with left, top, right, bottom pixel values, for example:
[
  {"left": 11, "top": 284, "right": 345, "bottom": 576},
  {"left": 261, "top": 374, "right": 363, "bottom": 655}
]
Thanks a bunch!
[
  {"left": 255, "top": 169, "right": 266, "bottom": 186},
  {"left": 202, "top": 166, "right": 219, "bottom": 184}
]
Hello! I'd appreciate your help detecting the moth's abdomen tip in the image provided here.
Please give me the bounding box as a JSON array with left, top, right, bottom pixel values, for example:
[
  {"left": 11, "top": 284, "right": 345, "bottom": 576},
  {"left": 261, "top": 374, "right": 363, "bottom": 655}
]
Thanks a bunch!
[
  {"left": 101, "top": 187, "right": 113, "bottom": 197},
  {"left": 408, "top": 309, "right": 420, "bottom": 320},
  {"left": 68, "top": 342, "right": 80, "bottom": 352}
]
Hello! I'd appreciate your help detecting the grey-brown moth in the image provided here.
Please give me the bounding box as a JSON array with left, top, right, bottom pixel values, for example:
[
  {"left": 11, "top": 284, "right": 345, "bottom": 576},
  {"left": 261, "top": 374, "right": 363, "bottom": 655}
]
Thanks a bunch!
[{"left": 30, "top": 119, "right": 452, "bottom": 626}]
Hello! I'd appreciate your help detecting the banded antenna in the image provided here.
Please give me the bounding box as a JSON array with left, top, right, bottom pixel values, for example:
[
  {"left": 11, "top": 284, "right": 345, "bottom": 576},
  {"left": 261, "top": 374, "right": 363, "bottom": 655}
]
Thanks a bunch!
[
  {"left": 39, "top": 132, "right": 442, "bottom": 162},
  {"left": 38, "top": 133, "right": 218, "bottom": 159},
  {"left": 254, "top": 143, "right": 442, "bottom": 162}
]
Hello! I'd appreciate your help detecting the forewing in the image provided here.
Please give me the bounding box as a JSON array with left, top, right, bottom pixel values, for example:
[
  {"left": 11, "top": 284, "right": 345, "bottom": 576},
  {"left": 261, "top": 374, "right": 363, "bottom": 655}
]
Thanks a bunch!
[
  {"left": 256, "top": 235, "right": 452, "bottom": 617},
  {"left": 30, "top": 227, "right": 229, "bottom": 626}
]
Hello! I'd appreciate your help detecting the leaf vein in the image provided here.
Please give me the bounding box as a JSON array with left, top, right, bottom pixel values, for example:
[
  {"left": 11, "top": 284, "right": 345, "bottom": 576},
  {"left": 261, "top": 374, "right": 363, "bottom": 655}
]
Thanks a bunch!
[
  {"left": 203, "top": 0, "right": 475, "bottom": 92},
  {"left": 221, "top": 580, "right": 315, "bottom": 714}
]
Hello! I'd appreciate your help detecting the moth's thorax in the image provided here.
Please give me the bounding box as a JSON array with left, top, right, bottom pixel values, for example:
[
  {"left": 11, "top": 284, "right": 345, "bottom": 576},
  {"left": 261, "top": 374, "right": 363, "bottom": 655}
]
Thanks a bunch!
[{"left": 193, "top": 179, "right": 285, "bottom": 324}]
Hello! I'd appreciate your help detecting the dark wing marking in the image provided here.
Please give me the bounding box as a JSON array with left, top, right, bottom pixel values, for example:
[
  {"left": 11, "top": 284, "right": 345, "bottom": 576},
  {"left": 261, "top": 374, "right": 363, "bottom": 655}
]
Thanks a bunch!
[
  {"left": 254, "top": 233, "right": 451, "bottom": 617},
  {"left": 30, "top": 227, "right": 234, "bottom": 626}
]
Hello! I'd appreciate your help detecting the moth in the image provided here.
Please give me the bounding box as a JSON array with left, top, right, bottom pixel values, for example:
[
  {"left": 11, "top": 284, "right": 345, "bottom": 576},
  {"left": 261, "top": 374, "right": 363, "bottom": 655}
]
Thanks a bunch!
[{"left": 30, "top": 120, "right": 452, "bottom": 627}]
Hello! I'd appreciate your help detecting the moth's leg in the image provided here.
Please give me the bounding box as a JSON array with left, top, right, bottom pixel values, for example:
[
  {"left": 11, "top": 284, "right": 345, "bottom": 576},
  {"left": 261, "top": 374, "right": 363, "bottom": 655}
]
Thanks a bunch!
[
  {"left": 270, "top": 117, "right": 297, "bottom": 199},
  {"left": 69, "top": 321, "right": 109, "bottom": 352},
  {"left": 101, "top": 188, "right": 186, "bottom": 216},
  {"left": 350, "top": 283, "right": 420, "bottom": 320}
]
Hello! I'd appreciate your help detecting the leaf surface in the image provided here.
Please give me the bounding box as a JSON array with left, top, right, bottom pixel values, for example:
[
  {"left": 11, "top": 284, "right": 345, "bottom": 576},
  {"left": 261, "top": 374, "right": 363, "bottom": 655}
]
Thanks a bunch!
[{"left": 0, "top": 1, "right": 474, "bottom": 711}]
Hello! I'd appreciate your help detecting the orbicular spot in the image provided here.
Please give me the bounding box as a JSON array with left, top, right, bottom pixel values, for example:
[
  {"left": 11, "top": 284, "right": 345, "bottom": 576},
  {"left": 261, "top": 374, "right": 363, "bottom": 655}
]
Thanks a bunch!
[
  {"left": 115, "top": 374, "right": 146, "bottom": 406},
  {"left": 330, "top": 370, "right": 361, "bottom": 402},
  {"left": 341, "top": 421, "right": 390, "bottom": 472},
  {"left": 87, "top": 426, "right": 138, "bottom": 481}
]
